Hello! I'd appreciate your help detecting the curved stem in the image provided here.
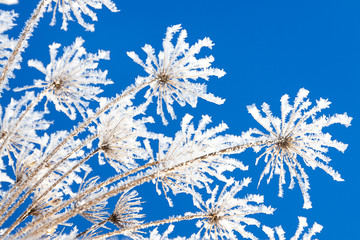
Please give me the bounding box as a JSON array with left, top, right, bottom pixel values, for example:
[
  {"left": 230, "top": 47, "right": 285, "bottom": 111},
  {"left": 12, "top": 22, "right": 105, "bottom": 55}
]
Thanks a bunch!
[
  {"left": 76, "top": 218, "right": 110, "bottom": 239},
  {"left": 0, "top": 0, "right": 50, "bottom": 91}
]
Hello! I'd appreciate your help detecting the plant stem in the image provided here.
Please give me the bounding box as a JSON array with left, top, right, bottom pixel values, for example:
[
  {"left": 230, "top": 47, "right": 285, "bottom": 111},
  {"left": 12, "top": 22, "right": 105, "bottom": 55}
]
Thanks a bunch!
[
  {"left": 93, "top": 214, "right": 206, "bottom": 240},
  {"left": 76, "top": 218, "right": 111, "bottom": 239}
]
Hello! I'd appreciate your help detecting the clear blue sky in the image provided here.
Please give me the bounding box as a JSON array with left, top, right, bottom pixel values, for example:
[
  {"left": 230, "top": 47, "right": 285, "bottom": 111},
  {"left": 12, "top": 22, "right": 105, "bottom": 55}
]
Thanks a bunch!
[{"left": 2, "top": 0, "right": 359, "bottom": 239}]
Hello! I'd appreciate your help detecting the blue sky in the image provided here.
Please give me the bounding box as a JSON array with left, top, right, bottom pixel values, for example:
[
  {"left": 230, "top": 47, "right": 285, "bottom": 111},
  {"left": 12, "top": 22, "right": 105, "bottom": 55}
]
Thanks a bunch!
[{"left": 2, "top": 0, "right": 360, "bottom": 239}]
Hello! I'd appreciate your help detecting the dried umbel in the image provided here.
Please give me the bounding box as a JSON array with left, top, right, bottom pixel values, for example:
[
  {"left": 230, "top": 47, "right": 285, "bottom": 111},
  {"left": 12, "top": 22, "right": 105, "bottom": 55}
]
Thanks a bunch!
[
  {"left": 96, "top": 101, "right": 154, "bottom": 173},
  {"left": 109, "top": 190, "right": 144, "bottom": 229},
  {"left": 0, "top": 2, "right": 352, "bottom": 237},
  {"left": 193, "top": 178, "right": 274, "bottom": 240},
  {"left": 16, "top": 37, "right": 113, "bottom": 120},
  {"left": 0, "top": 92, "right": 50, "bottom": 166},
  {"left": 247, "top": 88, "right": 352, "bottom": 208},
  {"left": 128, "top": 24, "right": 225, "bottom": 124}
]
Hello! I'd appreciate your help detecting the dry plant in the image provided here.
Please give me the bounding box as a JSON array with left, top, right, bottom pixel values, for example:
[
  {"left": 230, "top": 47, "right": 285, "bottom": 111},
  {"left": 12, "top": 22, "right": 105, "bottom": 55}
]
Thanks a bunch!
[{"left": 0, "top": 1, "right": 352, "bottom": 239}]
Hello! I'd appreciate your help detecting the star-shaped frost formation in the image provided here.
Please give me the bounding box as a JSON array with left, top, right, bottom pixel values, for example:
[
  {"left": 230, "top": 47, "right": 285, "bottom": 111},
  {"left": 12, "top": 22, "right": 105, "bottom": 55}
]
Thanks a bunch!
[
  {"left": 16, "top": 37, "right": 112, "bottom": 120},
  {"left": 127, "top": 24, "right": 226, "bottom": 125},
  {"left": 247, "top": 88, "right": 352, "bottom": 209},
  {"left": 193, "top": 178, "right": 274, "bottom": 240}
]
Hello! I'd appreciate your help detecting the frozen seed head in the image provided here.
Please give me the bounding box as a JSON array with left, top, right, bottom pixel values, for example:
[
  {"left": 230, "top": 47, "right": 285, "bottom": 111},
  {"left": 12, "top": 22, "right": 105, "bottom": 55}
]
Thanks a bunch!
[
  {"left": 15, "top": 37, "right": 113, "bottom": 120},
  {"left": 127, "top": 24, "right": 225, "bottom": 125},
  {"left": 193, "top": 178, "right": 274, "bottom": 240},
  {"left": 96, "top": 101, "right": 153, "bottom": 173},
  {"left": 247, "top": 88, "right": 352, "bottom": 209},
  {"left": 108, "top": 190, "right": 144, "bottom": 239},
  {"left": 0, "top": 92, "right": 50, "bottom": 162}
]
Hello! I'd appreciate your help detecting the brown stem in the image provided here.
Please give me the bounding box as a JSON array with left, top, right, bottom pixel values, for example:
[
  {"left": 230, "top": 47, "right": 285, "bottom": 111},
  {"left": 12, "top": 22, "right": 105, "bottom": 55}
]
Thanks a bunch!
[
  {"left": 93, "top": 214, "right": 206, "bottom": 240},
  {"left": 76, "top": 217, "right": 111, "bottom": 239}
]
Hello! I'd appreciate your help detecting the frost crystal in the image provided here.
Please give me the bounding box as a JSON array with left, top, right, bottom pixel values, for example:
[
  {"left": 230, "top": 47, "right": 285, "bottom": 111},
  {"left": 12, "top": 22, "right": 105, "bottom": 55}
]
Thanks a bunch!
[
  {"left": 0, "top": 10, "right": 18, "bottom": 94},
  {"left": 16, "top": 37, "right": 112, "bottom": 120},
  {"left": 47, "top": 0, "right": 119, "bottom": 31},
  {"left": 262, "top": 216, "right": 323, "bottom": 240},
  {"left": 127, "top": 24, "right": 225, "bottom": 124},
  {"left": 247, "top": 88, "right": 352, "bottom": 208},
  {"left": 193, "top": 178, "right": 274, "bottom": 240}
]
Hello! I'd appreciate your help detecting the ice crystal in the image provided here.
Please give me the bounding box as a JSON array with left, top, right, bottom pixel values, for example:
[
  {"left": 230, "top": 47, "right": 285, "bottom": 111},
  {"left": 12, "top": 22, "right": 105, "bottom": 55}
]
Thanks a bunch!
[
  {"left": 262, "top": 216, "right": 323, "bottom": 240},
  {"left": 247, "top": 88, "right": 352, "bottom": 208},
  {"left": 127, "top": 24, "right": 225, "bottom": 124},
  {"left": 146, "top": 114, "right": 247, "bottom": 206},
  {"left": 47, "top": 0, "right": 119, "bottom": 31},
  {"left": 0, "top": 10, "right": 18, "bottom": 94},
  {"left": 193, "top": 178, "right": 274, "bottom": 240},
  {"left": 16, "top": 37, "right": 112, "bottom": 120}
]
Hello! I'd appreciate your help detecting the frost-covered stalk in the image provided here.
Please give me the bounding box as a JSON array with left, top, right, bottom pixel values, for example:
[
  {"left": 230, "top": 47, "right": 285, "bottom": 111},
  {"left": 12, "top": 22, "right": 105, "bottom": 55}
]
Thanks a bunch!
[
  {"left": 0, "top": 134, "right": 94, "bottom": 229},
  {"left": 0, "top": 0, "right": 50, "bottom": 92},
  {"left": 93, "top": 214, "right": 205, "bottom": 240}
]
